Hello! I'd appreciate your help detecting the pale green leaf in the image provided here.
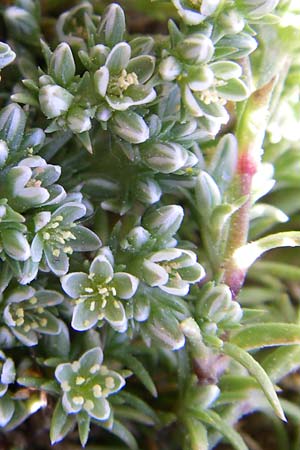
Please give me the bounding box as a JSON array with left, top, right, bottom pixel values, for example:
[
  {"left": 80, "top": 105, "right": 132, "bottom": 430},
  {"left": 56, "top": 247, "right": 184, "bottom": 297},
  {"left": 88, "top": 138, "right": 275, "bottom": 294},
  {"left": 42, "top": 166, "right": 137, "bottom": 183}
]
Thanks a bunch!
[{"left": 223, "top": 343, "right": 286, "bottom": 421}]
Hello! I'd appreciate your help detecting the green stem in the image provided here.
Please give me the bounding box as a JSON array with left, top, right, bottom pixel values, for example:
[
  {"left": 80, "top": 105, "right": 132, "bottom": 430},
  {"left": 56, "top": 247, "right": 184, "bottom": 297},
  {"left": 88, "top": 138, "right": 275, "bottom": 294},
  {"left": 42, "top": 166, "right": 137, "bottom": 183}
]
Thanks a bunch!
[{"left": 222, "top": 78, "right": 276, "bottom": 297}]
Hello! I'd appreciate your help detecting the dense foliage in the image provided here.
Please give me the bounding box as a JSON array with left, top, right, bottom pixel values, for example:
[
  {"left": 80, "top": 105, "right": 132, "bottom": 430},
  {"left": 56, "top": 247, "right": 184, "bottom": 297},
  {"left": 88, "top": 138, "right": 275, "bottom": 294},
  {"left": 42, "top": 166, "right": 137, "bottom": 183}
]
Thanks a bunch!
[{"left": 1, "top": 0, "right": 300, "bottom": 449}]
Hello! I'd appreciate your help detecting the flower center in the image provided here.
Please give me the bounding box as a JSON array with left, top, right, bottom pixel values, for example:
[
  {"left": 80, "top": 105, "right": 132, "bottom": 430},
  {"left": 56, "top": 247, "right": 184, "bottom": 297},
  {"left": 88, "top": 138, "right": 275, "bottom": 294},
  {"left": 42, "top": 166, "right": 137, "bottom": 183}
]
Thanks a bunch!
[
  {"left": 41, "top": 215, "right": 76, "bottom": 257},
  {"left": 9, "top": 298, "right": 48, "bottom": 332},
  {"left": 108, "top": 69, "right": 139, "bottom": 97}
]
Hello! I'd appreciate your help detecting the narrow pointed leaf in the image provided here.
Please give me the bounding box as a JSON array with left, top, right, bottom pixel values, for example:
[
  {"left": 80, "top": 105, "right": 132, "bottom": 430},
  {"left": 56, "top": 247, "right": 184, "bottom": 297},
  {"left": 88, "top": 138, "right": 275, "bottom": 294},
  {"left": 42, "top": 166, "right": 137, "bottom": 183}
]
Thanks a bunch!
[
  {"left": 223, "top": 343, "right": 286, "bottom": 421},
  {"left": 232, "top": 323, "right": 300, "bottom": 350}
]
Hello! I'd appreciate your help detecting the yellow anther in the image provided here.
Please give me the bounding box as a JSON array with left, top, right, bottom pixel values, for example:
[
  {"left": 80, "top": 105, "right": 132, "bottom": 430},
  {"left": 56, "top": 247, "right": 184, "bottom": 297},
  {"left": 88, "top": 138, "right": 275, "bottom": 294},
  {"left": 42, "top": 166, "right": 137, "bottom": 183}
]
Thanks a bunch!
[
  {"left": 51, "top": 222, "right": 60, "bottom": 229},
  {"left": 100, "top": 365, "right": 109, "bottom": 376},
  {"left": 105, "top": 376, "right": 115, "bottom": 389},
  {"left": 72, "top": 396, "right": 84, "bottom": 405},
  {"left": 61, "top": 381, "right": 71, "bottom": 392},
  {"left": 43, "top": 232, "right": 50, "bottom": 240},
  {"left": 92, "top": 384, "right": 102, "bottom": 398},
  {"left": 55, "top": 236, "right": 65, "bottom": 245},
  {"left": 85, "top": 287, "right": 94, "bottom": 293},
  {"left": 37, "top": 307, "right": 44, "bottom": 314},
  {"left": 76, "top": 376, "right": 85, "bottom": 385},
  {"left": 52, "top": 249, "right": 60, "bottom": 257},
  {"left": 98, "top": 287, "right": 108, "bottom": 295},
  {"left": 113, "top": 300, "right": 120, "bottom": 309},
  {"left": 16, "top": 308, "right": 24, "bottom": 318},
  {"left": 84, "top": 320, "right": 90, "bottom": 327},
  {"left": 64, "top": 246, "right": 73, "bottom": 254},
  {"left": 84, "top": 400, "right": 94, "bottom": 411},
  {"left": 89, "top": 364, "right": 100, "bottom": 374},
  {"left": 111, "top": 287, "right": 117, "bottom": 296},
  {"left": 39, "top": 318, "right": 48, "bottom": 327},
  {"left": 29, "top": 297, "right": 38, "bottom": 305},
  {"left": 16, "top": 317, "right": 25, "bottom": 327},
  {"left": 101, "top": 299, "right": 107, "bottom": 308},
  {"left": 71, "top": 361, "right": 80, "bottom": 372},
  {"left": 31, "top": 321, "right": 39, "bottom": 329},
  {"left": 55, "top": 215, "right": 63, "bottom": 222},
  {"left": 90, "top": 301, "right": 96, "bottom": 311},
  {"left": 23, "top": 324, "right": 31, "bottom": 332}
]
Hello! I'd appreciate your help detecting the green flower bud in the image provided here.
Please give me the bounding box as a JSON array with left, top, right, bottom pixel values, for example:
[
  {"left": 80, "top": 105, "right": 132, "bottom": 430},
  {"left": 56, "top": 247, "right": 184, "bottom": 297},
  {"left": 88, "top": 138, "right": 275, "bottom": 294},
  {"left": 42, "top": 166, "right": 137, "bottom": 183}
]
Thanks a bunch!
[
  {"left": 218, "top": 10, "right": 245, "bottom": 34},
  {"left": 67, "top": 107, "right": 91, "bottom": 134},
  {"left": 159, "top": 56, "right": 182, "bottom": 81},
  {"left": 177, "top": 34, "right": 214, "bottom": 64},
  {"left": 0, "top": 140, "right": 8, "bottom": 168},
  {"left": 140, "top": 142, "right": 189, "bottom": 173},
  {"left": 4, "top": 6, "right": 40, "bottom": 46},
  {"left": 143, "top": 205, "right": 184, "bottom": 237},
  {"left": 136, "top": 178, "right": 162, "bottom": 204},
  {"left": 49, "top": 43, "right": 76, "bottom": 87},
  {"left": 111, "top": 111, "right": 149, "bottom": 144},
  {"left": 195, "top": 171, "right": 222, "bottom": 217},
  {"left": 39, "top": 85, "right": 74, "bottom": 119},
  {"left": 97, "top": 3, "right": 126, "bottom": 47},
  {"left": 236, "top": 0, "right": 279, "bottom": 18}
]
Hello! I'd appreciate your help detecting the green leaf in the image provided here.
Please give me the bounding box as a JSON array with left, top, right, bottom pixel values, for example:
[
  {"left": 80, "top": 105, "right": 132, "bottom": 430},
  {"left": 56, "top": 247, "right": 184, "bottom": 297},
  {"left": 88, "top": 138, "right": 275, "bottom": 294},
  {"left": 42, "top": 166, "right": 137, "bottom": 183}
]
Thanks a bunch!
[
  {"left": 77, "top": 411, "right": 91, "bottom": 447},
  {"left": 0, "top": 394, "right": 15, "bottom": 427},
  {"left": 190, "top": 408, "right": 248, "bottom": 450},
  {"left": 116, "top": 353, "right": 157, "bottom": 397},
  {"left": 50, "top": 398, "right": 75, "bottom": 444},
  {"left": 223, "top": 343, "right": 286, "bottom": 421},
  {"left": 262, "top": 345, "right": 300, "bottom": 383},
  {"left": 216, "top": 78, "right": 249, "bottom": 101},
  {"left": 185, "top": 417, "right": 208, "bottom": 450},
  {"left": 119, "top": 391, "right": 158, "bottom": 424},
  {"left": 76, "top": 131, "right": 93, "bottom": 154},
  {"left": 232, "top": 232, "right": 300, "bottom": 271},
  {"left": 110, "top": 420, "right": 138, "bottom": 450},
  {"left": 231, "top": 323, "right": 300, "bottom": 350}
]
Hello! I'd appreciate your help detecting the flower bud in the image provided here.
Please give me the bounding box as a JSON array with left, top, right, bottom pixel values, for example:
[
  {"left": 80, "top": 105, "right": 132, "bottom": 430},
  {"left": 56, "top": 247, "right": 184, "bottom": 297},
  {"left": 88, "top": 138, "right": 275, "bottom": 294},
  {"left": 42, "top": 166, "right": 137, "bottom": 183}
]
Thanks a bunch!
[
  {"left": 67, "top": 107, "right": 91, "bottom": 133},
  {"left": 136, "top": 178, "right": 162, "bottom": 204},
  {"left": 0, "top": 103, "right": 26, "bottom": 152},
  {"left": 97, "top": 3, "right": 126, "bottom": 47},
  {"left": 195, "top": 171, "right": 222, "bottom": 217},
  {"left": 177, "top": 34, "right": 214, "bottom": 64},
  {"left": 121, "top": 226, "right": 151, "bottom": 251},
  {"left": 0, "top": 140, "right": 8, "bottom": 168},
  {"left": 39, "top": 85, "right": 74, "bottom": 119},
  {"left": 111, "top": 111, "right": 149, "bottom": 144},
  {"left": 49, "top": 43, "right": 76, "bottom": 87},
  {"left": 159, "top": 56, "right": 182, "bottom": 81},
  {"left": 236, "top": 0, "right": 279, "bottom": 18},
  {"left": 218, "top": 10, "right": 245, "bottom": 34},
  {"left": 4, "top": 6, "right": 40, "bottom": 46},
  {"left": 143, "top": 205, "right": 184, "bottom": 237},
  {"left": 140, "top": 142, "right": 188, "bottom": 173}
]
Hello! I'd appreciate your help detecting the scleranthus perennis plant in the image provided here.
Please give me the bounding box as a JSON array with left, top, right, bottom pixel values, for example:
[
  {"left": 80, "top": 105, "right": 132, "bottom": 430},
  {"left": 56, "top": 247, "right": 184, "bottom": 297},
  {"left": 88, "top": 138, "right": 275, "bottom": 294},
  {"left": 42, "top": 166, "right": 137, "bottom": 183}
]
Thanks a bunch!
[{"left": 1, "top": 0, "right": 300, "bottom": 449}]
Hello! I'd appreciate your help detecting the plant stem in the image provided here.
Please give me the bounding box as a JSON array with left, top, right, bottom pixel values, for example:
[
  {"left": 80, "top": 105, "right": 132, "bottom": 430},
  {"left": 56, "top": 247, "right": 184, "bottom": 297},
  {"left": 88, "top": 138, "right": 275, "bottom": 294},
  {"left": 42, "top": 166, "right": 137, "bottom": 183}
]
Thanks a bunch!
[{"left": 222, "top": 78, "right": 276, "bottom": 297}]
